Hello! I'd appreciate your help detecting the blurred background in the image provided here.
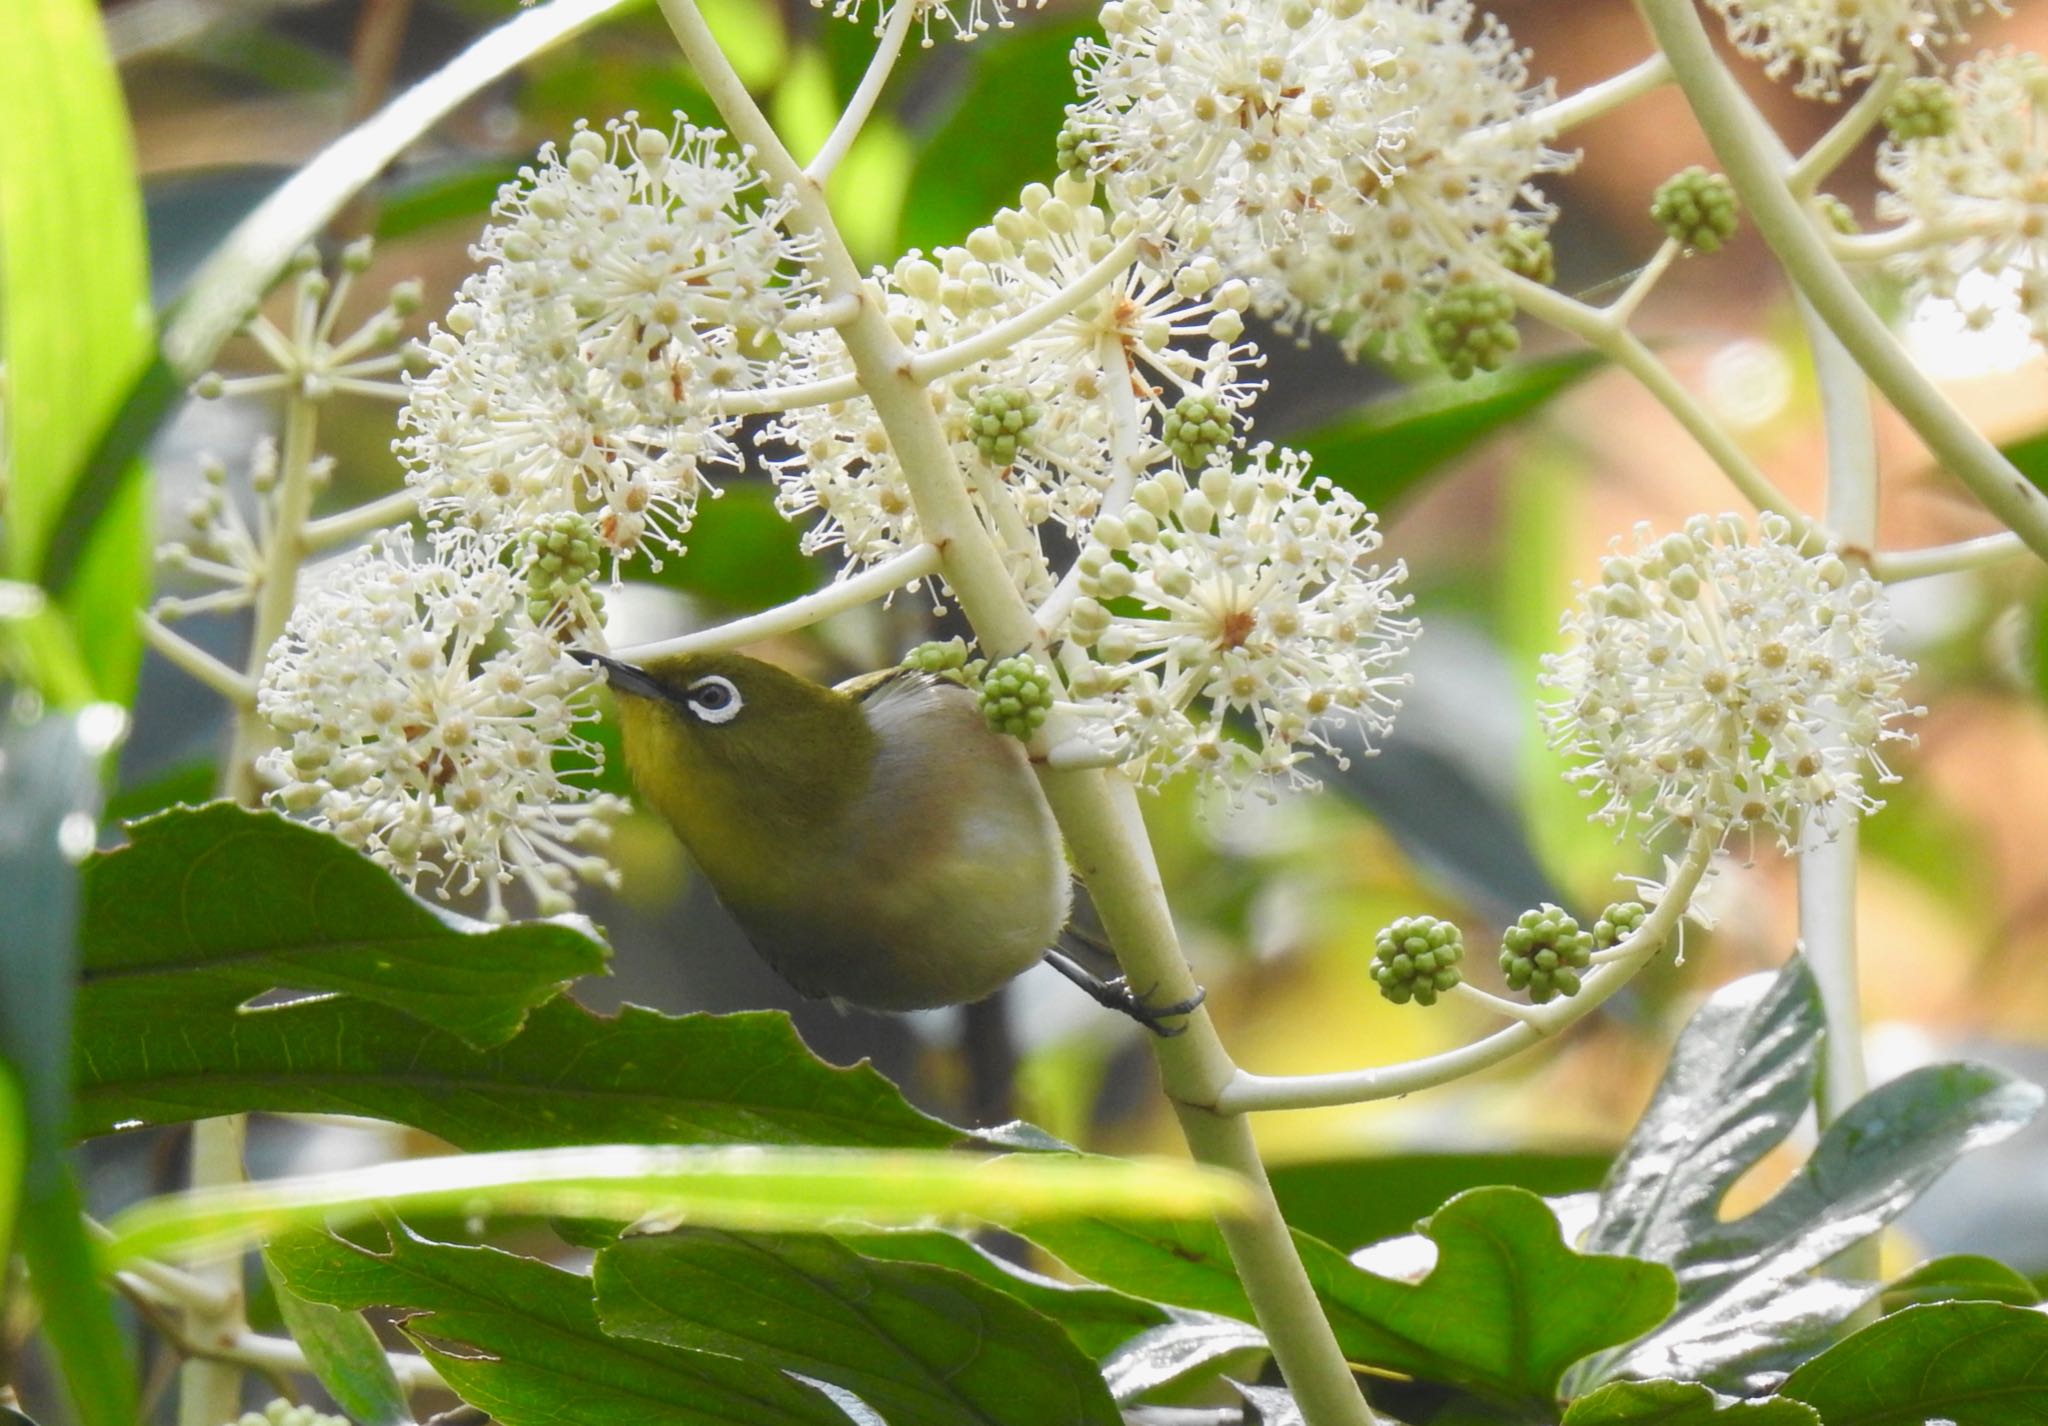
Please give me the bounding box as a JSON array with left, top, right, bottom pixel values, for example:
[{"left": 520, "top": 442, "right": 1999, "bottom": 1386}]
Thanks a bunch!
[{"left": 98, "top": 0, "right": 2048, "bottom": 1307}]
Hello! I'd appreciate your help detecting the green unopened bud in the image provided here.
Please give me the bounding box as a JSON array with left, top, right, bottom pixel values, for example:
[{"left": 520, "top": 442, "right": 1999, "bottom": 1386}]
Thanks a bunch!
[
  {"left": 904, "top": 637, "right": 971, "bottom": 674},
  {"left": 1592, "top": 900, "right": 1648, "bottom": 950},
  {"left": 978, "top": 653, "right": 1055, "bottom": 740},
  {"left": 1371, "top": 915, "right": 1466, "bottom": 1006},
  {"left": 1652, "top": 167, "right": 1740, "bottom": 254},
  {"left": 1055, "top": 106, "right": 1109, "bottom": 176},
  {"left": 1815, "top": 193, "right": 1860, "bottom": 235},
  {"left": 1425, "top": 279, "right": 1520, "bottom": 381},
  {"left": 1499, "top": 903, "right": 1594, "bottom": 1003},
  {"left": 1883, "top": 77, "right": 1959, "bottom": 142},
  {"left": 522, "top": 511, "right": 606, "bottom": 631},
  {"left": 191, "top": 371, "right": 226, "bottom": 400},
  {"left": 970, "top": 386, "right": 1042, "bottom": 465},
  {"left": 1496, "top": 224, "right": 1556, "bottom": 287},
  {"left": 1163, "top": 393, "right": 1236, "bottom": 468}
]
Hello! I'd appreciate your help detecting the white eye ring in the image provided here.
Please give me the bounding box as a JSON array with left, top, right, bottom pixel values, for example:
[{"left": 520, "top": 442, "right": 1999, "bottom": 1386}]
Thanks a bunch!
[{"left": 685, "top": 674, "right": 743, "bottom": 724}]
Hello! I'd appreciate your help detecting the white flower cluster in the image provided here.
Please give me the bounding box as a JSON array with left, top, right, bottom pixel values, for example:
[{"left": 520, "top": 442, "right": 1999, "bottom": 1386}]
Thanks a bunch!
[
  {"left": 399, "top": 115, "right": 815, "bottom": 569},
  {"left": 1071, "top": 0, "right": 1567, "bottom": 356},
  {"left": 1707, "top": 0, "right": 2000, "bottom": 99},
  {"left": 813, "top": 0, "right": 1045, "bottom": 43},
  {"left": 770, "top": 173, "right": 1261, "bottom": 585},
  {"left": 1541, "top": 515, "right": 1921, "bottom": 852},
  {"left": 1061, "top": 446, "right": 1417, "bottom": 792},
  {"left": 1876, "top": 50, "right": 2048, "bottom": 348},
  {"left": 259, "top": 532, "right": 624, "bottom": 919}
]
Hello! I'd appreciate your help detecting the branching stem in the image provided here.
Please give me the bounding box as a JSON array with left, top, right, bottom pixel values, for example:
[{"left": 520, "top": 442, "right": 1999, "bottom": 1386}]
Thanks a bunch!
[
  {"left": 806, "top": 0, "right": 915, "bottom": 183},
  {"left": 137, "top": 614, "right": 257, "bottom": 708}
]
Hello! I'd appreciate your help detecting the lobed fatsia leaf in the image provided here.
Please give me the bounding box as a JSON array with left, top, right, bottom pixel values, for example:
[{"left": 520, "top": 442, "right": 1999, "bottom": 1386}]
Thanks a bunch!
[
  {"left": 75, "top": 995, "right": 956, "bottom": 1151},
  {"left": 264, "top": 1252, "right": 413, "bottom": 1426},
  {"left": 849, "top": 1230, "right": 1166, "bottom": 1361},
  {"left": 594, "top": 1231, "right": 1121, "bottom": 1426},
  {"left": 1099, "top": 1311, "right": 1269, "bottom": 1404},
  {"left": 1878, "top": 1255, "right": 2041, "bottom": 1314},
  {"left": 269, "top": 1225, "right": 857, "bottom": 1426},
  {"left": 1575, "top": 958, "right": 2044, "bottom": 1393},
  {"left": 1779, "top": 1302, "right": 2048, "bottom": 1425},
  {"left": 1561, "top": 1381, "right": 1819, "bottom": 1426},
  {"left": 1030, "top": 1187, "right": 1673, "bottom": 1412},
  {"left": 76, "top": 803, "right": 607, "bottom": 1051}
]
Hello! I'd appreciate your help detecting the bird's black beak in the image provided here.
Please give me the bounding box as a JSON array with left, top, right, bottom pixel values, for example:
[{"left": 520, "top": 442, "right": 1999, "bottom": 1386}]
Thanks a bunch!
[{"left": 569, "top": 649, "right": 669, "bottom": 702}]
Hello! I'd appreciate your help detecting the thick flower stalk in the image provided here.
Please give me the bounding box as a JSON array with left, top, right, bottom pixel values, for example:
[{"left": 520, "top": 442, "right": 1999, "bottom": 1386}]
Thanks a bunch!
[
  {"left": 1072, "top": 0, "right": 1570, "bottom": 357},
  {"left": 1706, "top": 0, "right": 2003, "bottom": 99},
  {"left": 1061, "top": 445, "right": 1418, "bottom": 792},
  {"left": 1541, "top": 514, "right": 1921, "bottom": 852},
  {"left": 257, "top": 530, "right": 625, "bottom": 918},
  {"left": 400, "top": 115, "right": 817, "bottom": 569},
  {"left": 1875, "top": 50, "right": 2048, "bottom": 349}
]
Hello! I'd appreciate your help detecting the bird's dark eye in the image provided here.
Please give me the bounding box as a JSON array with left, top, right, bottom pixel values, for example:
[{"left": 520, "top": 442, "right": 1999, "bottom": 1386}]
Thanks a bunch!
[{"left": 684, "top": 674, "right": 743, "bottom": 724}]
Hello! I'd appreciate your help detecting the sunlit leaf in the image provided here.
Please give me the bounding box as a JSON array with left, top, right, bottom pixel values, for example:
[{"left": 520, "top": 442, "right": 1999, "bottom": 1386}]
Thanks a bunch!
[
  {"left": 1780, "top": 1302, "right": 2048, "bottom": 1425},
  {"left": 1100, "top": 1312, "right": 1267, "bottom": 1404},
  {"left": 77, "top": 803, "right": 607, "bottom": 1051},
  {"left": 595, "top": 1231, "right": 1121, "bottom": 1426},
  {"left": 264, "top": 1250, "right": 414, "bottom": 1426},
  {"left": 100, "top": 1144, "right": 1251, "bottom": 1267},
  {"left": 1562, "top": 1381, "right": 1819, "bottom": 1426},
  {"left": 1878, "top": 1254, "right": 2040, "bottom": 1314}
]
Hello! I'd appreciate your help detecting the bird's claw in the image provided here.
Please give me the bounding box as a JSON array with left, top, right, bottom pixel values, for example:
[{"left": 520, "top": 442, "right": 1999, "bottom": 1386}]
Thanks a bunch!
[{"left": 1104, "top": 976, "right": 1208, "bottom": 1038}]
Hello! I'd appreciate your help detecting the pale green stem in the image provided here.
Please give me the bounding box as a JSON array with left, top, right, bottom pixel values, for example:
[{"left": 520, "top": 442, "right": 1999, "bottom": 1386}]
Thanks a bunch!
[
  {"left": 612, "top": 542, "right": 943, "bottom": 661},
  {"left": 1604, "top": 237, "right": 1682, "bottom": 329},
  {"left": 1786, "top": 68, "right": 1902, "bottom": 196},
  {"left": 1499, "top": 51, "right": 1673, "bottom": 141},
  {"left": 1216, "top": 832, "right": 1715, "bottom": 1113},
  {"left": 137, "top": 614, "right": 257, "bottom": 708},
  {"left": 1487, "top": 262, "right": 1808, "bottom": 523},
  {"left": 177, "top": 1113, "right": 248, "bottom": 1426},
  {"left": 909, "top": 231, "right": 1144, "bottom": 385},
  {"left": 651, "top": 3, "right": 1378, "bottom": 1420},
  {"left": 301, "top": 487, "right": 417, "bottom": 551},
  {"left": 1636, "top": 0, "right": 2048, "bottom": 566},
  {"left": 805, "top": 0, "right": 915, "bottom": 182},
  {"left": 1869, "top": 531, "right": 2027, "bottom": 580}
]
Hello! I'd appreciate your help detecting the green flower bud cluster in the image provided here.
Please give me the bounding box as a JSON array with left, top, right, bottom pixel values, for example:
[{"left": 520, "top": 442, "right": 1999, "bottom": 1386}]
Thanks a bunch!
[
  {"left": 903, "top": 638, "right": 971, "bottom": 674},
  {"left": 970, "top": 386, "right": 1042, "bottom": 465},
  {"left": 1162, "top": 394, "right": 1236, "bottom": 469},
  {"left": 1592, "top": 900, "right": 1646, "bottom": 950},
  {"left": 231, "top": 1400, "right": 349, "bottom": 1426},
  {"left": 1425, "top": 280, "right": 1520, "bottom": 381},
  {"left": 1816, "top": 193, "right": 1860, "bottom": 235},
  {"left": 1372, "top": 915, "right": 1466, "bottom": 1006},
  {"left": 1497, "top": 225, "right": 1557, "bottom": 287},
  {"left": 1883, "top": 78, "right": 1960, "bottom": 142},
  {"left": 1055, "top": 107, "right": 1108, "bottom": 176},
  {"left": 1651, "top": 167, "right": 1740, "bottom": 254},
  {"left": 523, "top": 511, "right": 606, "bottom": 627},
  {"left": 1500, "top": 903, "right": 1593, "bottom": 1003},
  {"left": 979, "top": 654, "right": 1055, "bottom": 740}
]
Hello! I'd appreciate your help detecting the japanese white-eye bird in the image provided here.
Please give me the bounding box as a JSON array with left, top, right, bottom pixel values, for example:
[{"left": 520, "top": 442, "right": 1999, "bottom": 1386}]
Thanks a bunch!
[{"left": 575, "top": 649, "right": 1203, "bottom": 1032}]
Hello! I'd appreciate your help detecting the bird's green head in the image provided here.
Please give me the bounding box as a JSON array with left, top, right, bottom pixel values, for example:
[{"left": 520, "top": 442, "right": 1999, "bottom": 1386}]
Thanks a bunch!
[{"left": 574, "top": 649, "right": 877, "bottom": 865}]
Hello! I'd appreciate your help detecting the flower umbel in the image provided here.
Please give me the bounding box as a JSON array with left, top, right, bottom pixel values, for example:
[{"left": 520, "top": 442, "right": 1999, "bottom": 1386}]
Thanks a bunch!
[
  {"left": 257, "top": 531, "right": 624, "bottom": 918},
  {"left": 1706, "top": 0, "right": 2003, "bottom": 99},
  {"left": 1541, "top": 514, "right": 1921, "bottom": 851},
  {"left": 1063, "top": 444, "right": 1417, "bottom": 792}
]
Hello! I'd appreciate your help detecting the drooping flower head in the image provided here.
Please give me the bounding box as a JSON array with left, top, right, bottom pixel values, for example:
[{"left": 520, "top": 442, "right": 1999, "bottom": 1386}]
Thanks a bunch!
[
  {"left": 1071, "top": 0, "right": 1568, "bottom": 357},
  {"left": 768, "top": 174, "right": 1260, "bottom": 590},
  {"left": 1876, "top": 50, "right": 2048, "bottom": 349},
  {"left": 1708, "top": 0, "right": 2004, "bottom": 100},
  {"left": 399, "top": 115, "right": 816, "bottom": 569},
  {"left": 257, "top": 531, "right": 624, "bottom": 919},
  {"left": 1541, "top": 514, "right": 1921, "bottom": 852},
  {"left": 1061, "top": 444, "right": 1417, "bottom": 792}
]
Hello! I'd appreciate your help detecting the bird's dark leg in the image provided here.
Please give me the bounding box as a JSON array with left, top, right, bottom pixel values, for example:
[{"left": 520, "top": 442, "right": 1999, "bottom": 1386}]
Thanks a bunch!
[{"left": 1042, "top": 948, "right": 1207, "bottom": 1038}]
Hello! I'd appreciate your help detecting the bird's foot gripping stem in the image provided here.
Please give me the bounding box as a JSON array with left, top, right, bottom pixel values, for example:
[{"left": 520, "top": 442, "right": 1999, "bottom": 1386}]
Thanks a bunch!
[{"left": 1042, "top": 949, "right": 1207, "bottom": 1037}]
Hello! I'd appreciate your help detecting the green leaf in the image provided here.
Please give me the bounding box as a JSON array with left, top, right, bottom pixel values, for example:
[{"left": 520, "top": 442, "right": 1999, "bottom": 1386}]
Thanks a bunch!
[
  {"left": 76, "top": 996, "right": 959, "bottom": 1152},
  {"left": 77, "top": 803, "right": 607, "bottom": 1050},
  {"left": 1578, "top": 959, "right": 2045, "bottom": 1393},
  {"left": 1562, "top": 1381, "right": 1820, "bottom": 1426},
  {"left": 100, "top": 1144, "right": 1252, "bottom": 1267},
  {"left": 1268, "top": 1152, "right": 1610, "bottom": 1254},
  {"left": 271, "top": 1225, "right": 858, "bottom": 1426},
  {"left": 1880, "top": 1255, "right": 2040, "bottom": 1314},
  {"left": 0, "top": 713, "right": 137, "bottom": 1426},
  {"left": 1033, "top": 1188, "right": 1674, "bottom": 1411},
  {"left": 1100, "top": 1314, "right": 1268, "bottom": 1404},
  {"left": 644, "top": 483, "right": 820, "bottom": 611},
  {"left": 1294, "top": 354, "right": 1603, "bottom": 512},
  {"left": 0, "top": 0, "right": 153, "bottom": 699},
  {"left": 894, "top": 14, "right": 1096, "bottom": 253},
  {"left": 595, "top": 1231, "right": 1121, "bottom": 1426},
  {"left": 1780, "top": 1302, "right": 2048, "bottom": 1425},
  {"left": 265, "top": 1247, "right": 415, "bottom": 1426},
  {"left": 850, "top": 1229, "right": 1166, "bottom": 1360}
]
